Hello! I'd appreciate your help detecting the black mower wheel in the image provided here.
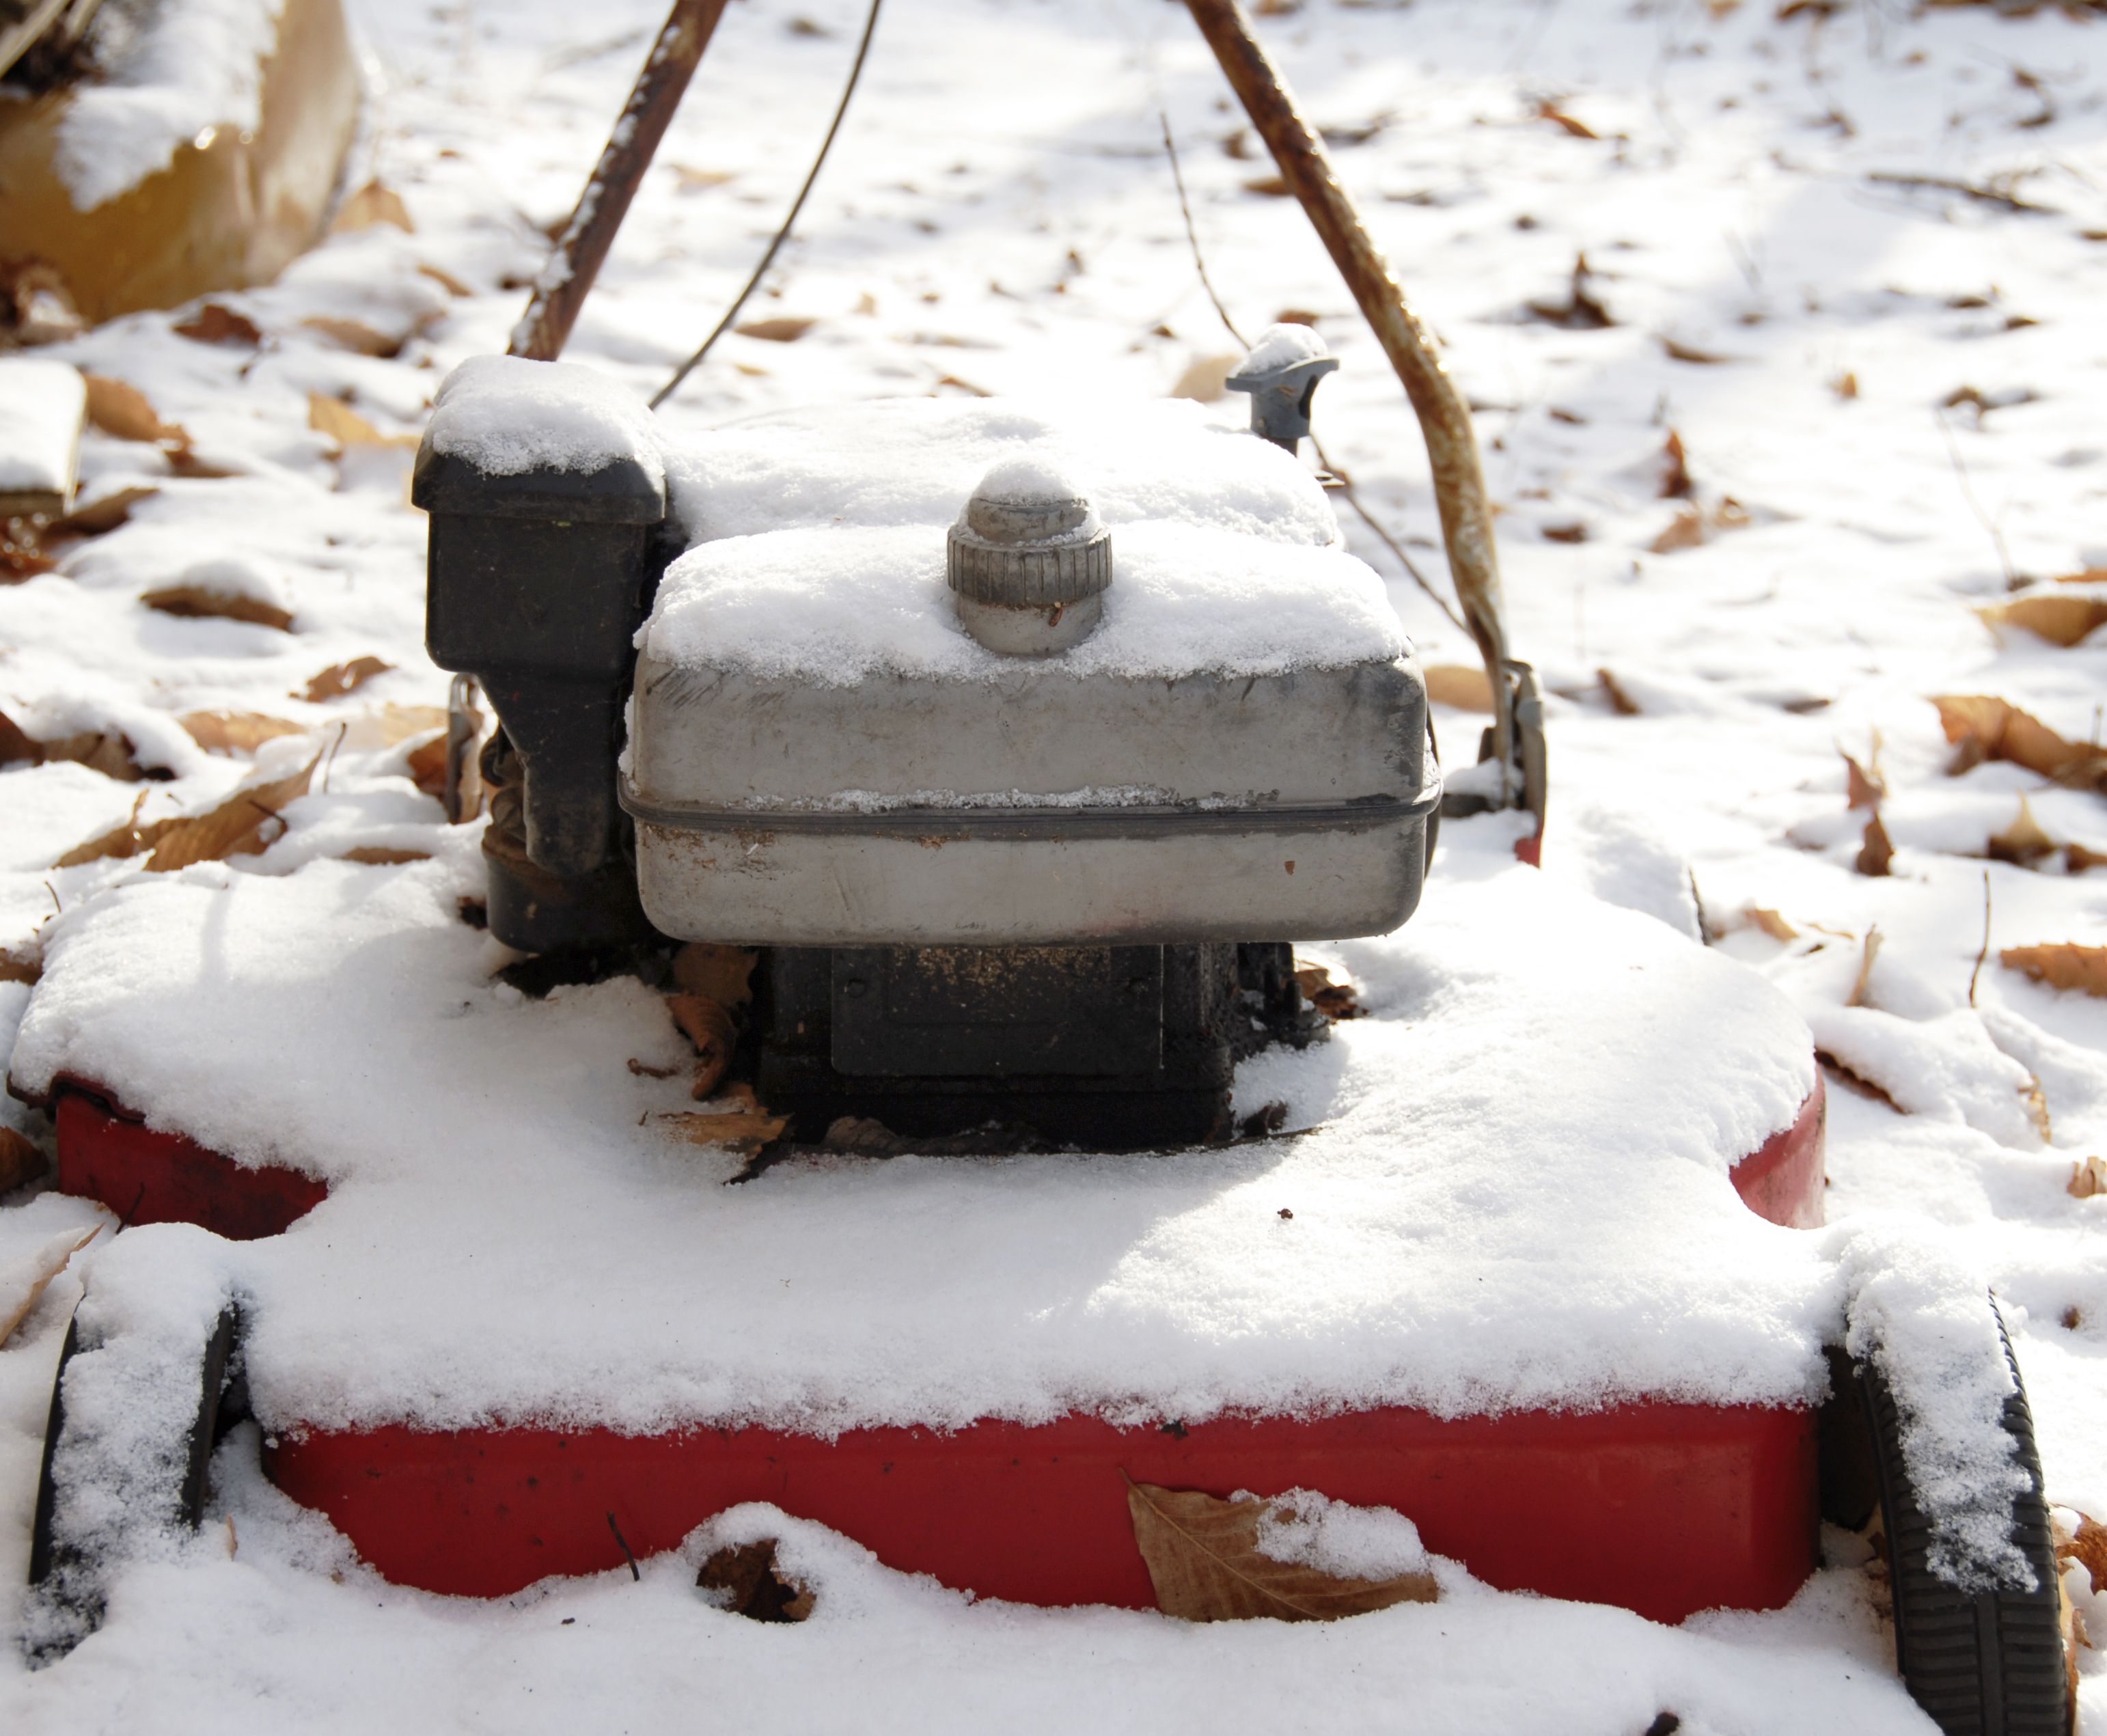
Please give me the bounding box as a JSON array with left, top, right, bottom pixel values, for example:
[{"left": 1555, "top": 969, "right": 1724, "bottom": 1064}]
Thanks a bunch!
[{"left": 1848, "top": 1311, "right": 2073, "bottom": 1736}]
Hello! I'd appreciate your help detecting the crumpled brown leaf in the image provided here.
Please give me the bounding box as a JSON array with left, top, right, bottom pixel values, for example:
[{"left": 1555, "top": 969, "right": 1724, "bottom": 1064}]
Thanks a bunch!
[
  {"left": 309, "top": 394, "right": 418, "bottom": 451},
  {"left": 1, "top": 712, "right": 148, "bottom": 780},
  {"left": 1988, "top": 795, "right": 2058, "bottom": 867},
  {"left": 2002, "top": 944, "right": 2107, "bottom": 998},
  {"left": 0, "top": 1126, "right": 46, "bottom": 1194},
  {"left": 1976, "top": 594, "right": 2107, "bottom": 649},
  {"left": 673, "top": 943, "right": 758, "bottom": 1008},
  {"left": 302, "top": 317, "right": 404, "bottom": 359},
  {"left": 2070, "top": 1157, "right": 2107, "bottom": 1200},
  {"left": 667, "top": 992, "right": 739, "bottom": 1099},
  {"left": 696, "top": 1539, "right": 812, "bottom": 1621},
  {"left": 1934, "top": 695, "right": 2107, "bottom": 793},
  {"left": 655, "top": 1109, "right": 788, "bottom": 1155},
  {"left": 173, "top": 303, "right": 261, "bottom": 346},
  {"left": 300, "top": 657, "right": 393, "bottom": 702},
  {"left": 1125, "top": 1478, "right": 1440, "bottom": 1622},
  {"left": 81, "top": 373, "right": 188, "bottom": 445},
  {"left": 180, "top": 711, "right": 306, "bottom": 755},
  {"left": 1293, "top": 963, "right": 1364, "bottom": 1020},
  {"left": 141, "top": 585, "right": 294, "bottom": 632},
  {"left": 1855, "top": 810, "right": 1895, "bottom": 877},
  {"left": 141, "top": 752, "right": 320, "bottom": 871},
  {"left": 734, "top": 316, "right": 818, "bottom": 343},
  {"left": 1422, "top": 664, "right": 1493, "bottom": 711},
  {"left": 331, "top": 180, "right": 414, "bottom": 234}
]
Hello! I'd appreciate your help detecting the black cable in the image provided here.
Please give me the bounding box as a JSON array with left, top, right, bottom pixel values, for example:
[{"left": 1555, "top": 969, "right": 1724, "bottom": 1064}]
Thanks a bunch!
[{"left": 650, "top": 0, "right": 883, "bottom": 409}]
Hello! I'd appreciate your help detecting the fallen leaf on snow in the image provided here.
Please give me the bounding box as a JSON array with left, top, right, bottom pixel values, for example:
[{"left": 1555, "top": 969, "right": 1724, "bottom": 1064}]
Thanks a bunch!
[
  {"left": 670, "top": 164, "right": 737, "bottom": 191},
  {"left": 1843, "top": 748, "right": 1884, "bottom": 810},
  {"left": 1125, "top": 1479, "right": 1439, "bottom": 1623},
  {"left": 1170, "top": 353, "right": 1241, "bottom": 402},
  {"left": 46, "top": 485, "right": 158, "bottom": 539},
  {"left": 1933, "top": 695, "right": 2107, "bottom": 792},
  {"left": 308, "top": 394, "right": 417, "bottom": 450},
  {"left": 1649, "top": 497, "right": 1751, "bottom": 555},
  {"left": 303, "top": 316, "right": 404, "bottom": 359},
  {"left": 2070, "top": 1157, "right": 2107, "bottom": 1200},
  {"left": 1855, "top": 810, "right": 1894, "bottom": 877},
  {"left": 1659, "top": 335, "right": 1738, "bottom": 364},
  {"left": 338, "top": 846, "right": 431, "bottom": 866},
  {"left": 654, "top": 1109, "right": 788, "bottom": 1155},
  {"left": 180, "top": 711, "right": 306, "bottom": 755},
  {"left": 53, "top": 795, "right": 181, "bottom": 867},
  {"left": 81, "top": 373, "right": 187, "bottom": 445},
  {"left": 141, "top": 585, "right": 294, "bottom": 632},
  {"left": 1, "top": 713, "right": 149, "bottom": 781},
  {"left": 139, "top": 751, "right": 322, "bottom": 872},
  {"left": 696, "top": 1539, "right": 812, "bottom": 1622},
  {"left": 1599, "top": 669, "right": 1641, "bottom": 715},
  {"left": 667, "top": 991, "right": 739, "bottom": 1099},
  {"left": 1847, "top": 926, "right": 1883, "bottom": 1008},
  {"left": 332, "top": 180, "right": 414, "bottom": 234},
  {"left": 2058, "top": 1511, "right": 2107, "bottom": 1593},
  {"left": 174, "top": 303, "right": 262, "bottom": 346},
  {"left": 1423, "top": 664, "right": 1493, "bottom": 711},
  {"left": 2001, "top": 944, "right": 2107, "bottom": 997},
  {"left": 734, "top": 316, "right": 818, "bottom": 343},
  {"left": 301, "top": 657, "right": 394, "bottom": 702},
  {"left": 1659, "top": 428, "right": 1693, "bottom": 499},
  {"left": 1524, "top": 253, "right": 1614, "bottom": 329},
  {"left": 1532, "top": 98, "right": 1598, "bottom": 139},
  {"left": 1294, "top": 964, "right": 1364, "bottom": 1020},
  {"left": 416, "top": 262, "right": 472, "bottom": 297},
  {"left": 1989, "top": 795, "right": 2058, "bottom": 867},
  {"left": 1976, "top": 594, "right": 2107, "bottom": 649},
  {"left": 1243, "top": 174, "right": 1293, "bottom": 197},
  {"left": 0, "top": 1224, "right": 103, "bottom": 1348},
  {"left": 1743, "top": 907, "right": 1798, "bottom": 941}
]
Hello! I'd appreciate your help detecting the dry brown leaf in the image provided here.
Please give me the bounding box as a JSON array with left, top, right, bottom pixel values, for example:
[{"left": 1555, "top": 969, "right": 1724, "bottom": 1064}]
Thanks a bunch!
[
  {"left": 53, "top": 795, "right": 180, "bottom": 867},
  {"left": 0, "top": 1224, "right": 101, "bottom": 1349},
  {"left": 143, "top": 752, "right": 320, "bottom": 872},
  {"left": 308, "top": 394, "right": 417, "bottom": 450},
  {"left": 416, "top": 261, "right": 472, "bottom": 297},
  {"left": 0, "top": 709, "right": 38, "bottom": 766},
  {"left": 696, "top": 1539, "right": 812, "bottom": 1621},
  {"left": 1170, "top": 353, "right": 1241, "bottom": 403},
  {"left": 1660, "top": 335, "right": 1737, "bottom": 365},
  {"left": 672, "top": 164, "right": 738, "bottom": 191},
  {"left": 81, "top": 373, "right": 187, "bottom": 445},
  {"left": 164, "top": 447, "right": 242, "bottom": 480},
  {"left": 1744, "top": 907, "right": 1798, "bottom": 941},
  {"left": 301, "top": 657, "right": 394, "bottom": 702},
  {"left": 0, "top": 1126, "right": 46, "bottom": 1194},
  {"left": 1933, "top": 696, "right": 2107, "bottom": 792},
  {"left": 1598, "top": 669, "right": 1641, "bottom": 716},
  {"left": 1977, "top": 594, "right": 2107, "bottom": 649},
  {"left": 368, "top": 704, "right": 447, "bottom": 745},
  {"left": 404, "top": 734, "right": 449, "bottom": 800},
  {"left": 1843, "top": 749, "right": 1885, "bottom": 810},
  {"left": 1989, "top": 795, "right": 2058, "bottom": 867},
  {"left": 2022, "top": 1076, "right": 2053, "bottom": 1144},
  {"left": 46, "top": 484, "right": 159, "bottom": 540},
  {"left": 141, "top": 585, "right": 294, "bottom": 632},
  {"left": 1533, "top": 98, "right": 1599, "bottom": 139},
  {"left": 1524, "top": 253, "right": 1614, "bottom": 329},
  {"left": 39, "top": 730, "right": 148, "bottom": 780},
  {"left": 2070, "top": 1157, "right": 2107, "bottom": 1200},
  {"left": 1423, "top": 664, "right": 1493, "bottom": 711},
  {"left": 1651, "top": 506, "right": 1707, "bottom": 554},
  {"left": 1243, "top": 174, "right": 1293, "bottom": 197},
  {"left": 672, "top": 943, "right": 758, "bottom": 1008},
  {"left": 655, "top": 1109, "right": 788, "bottom": 1155},
  {"left": 1125, "top": 1479, "right": 1439, "bottom": 1623},
  {"left": 302, "top": 316, "right": 403, "bottom": 359},
  {"left": 1856, "top": 810, "right": 1895, "bottom": 878},
  {"left": 0, "top": 944, "right": 37, "bottom": 985},
  {"left": 180, "top": 711, "right": 306, "bottom": 755},
  {"left": 2069, "top": 843, "right": 2107, "bottom": 874},
  {"left": 1830, "top": 370, "right": 1860, "bottom": 400},
  {"left": 1660, "top": 428, "right": 1693, "bottom": 499},
  {"left": 734, "top": 316, "right": 818, "bottom": 343},
  {"left": 174, "top": 303, "right": 262, "bottom": 346},
  {"left": 1293, "top": 964, "right": 1364, "bottom": 1020},
  {"left": 339, "top": 846, "right": 431, "bottom": 866},
  {"left": 332, "top": 180, "right": 414, "bottom": 234},
  {"left": 2060, "top": 1512, "right": 2107, "bottom": 1594},
  {"left": 667, "top": 991, "right": 739, "bottom": 1099},
  {"left": 2002, "top": 944, "right": 2107, "bottom": 997}
]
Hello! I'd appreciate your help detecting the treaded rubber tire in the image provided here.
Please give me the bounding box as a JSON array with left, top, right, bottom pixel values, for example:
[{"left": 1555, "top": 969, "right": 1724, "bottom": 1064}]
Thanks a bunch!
[{"left": 1859, "top": 1306, "right": 2071, "bottom": 1736}]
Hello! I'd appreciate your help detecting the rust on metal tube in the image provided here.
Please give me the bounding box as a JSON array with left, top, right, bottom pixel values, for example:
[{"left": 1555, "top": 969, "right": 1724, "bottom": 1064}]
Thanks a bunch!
[
  {"left": 1183, "top": 0, "right": 1517, "bottom": 790},
  {"left": 509, "top": 0, "right": 731, "bottom": 363}
]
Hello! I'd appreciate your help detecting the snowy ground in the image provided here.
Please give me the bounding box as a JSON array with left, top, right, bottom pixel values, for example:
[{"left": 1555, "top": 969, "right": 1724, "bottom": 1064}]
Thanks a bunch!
[{"left": 5, "top": 0, "right": 2107, "bottom": 1728}]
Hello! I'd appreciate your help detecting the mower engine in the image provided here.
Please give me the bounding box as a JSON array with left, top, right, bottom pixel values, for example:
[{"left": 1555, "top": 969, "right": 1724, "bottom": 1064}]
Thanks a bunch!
[{"left": 415, "top": 333, "right": 1438, "bottom": 1149}]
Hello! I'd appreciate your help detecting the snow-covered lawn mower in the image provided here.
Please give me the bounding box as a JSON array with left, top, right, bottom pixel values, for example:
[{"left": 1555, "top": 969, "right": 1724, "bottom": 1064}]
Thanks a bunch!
[
  {"left": 18, "top": 342, "right": 2073, "bottom": 1735},
  {"left": 6, "top": 4, "right": 2078, "bottom": 1730}
]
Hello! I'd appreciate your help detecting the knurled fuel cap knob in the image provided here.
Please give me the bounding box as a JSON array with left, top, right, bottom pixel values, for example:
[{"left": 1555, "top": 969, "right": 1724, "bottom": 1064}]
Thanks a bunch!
[{"left": 947, "top": 458, "right": 1112, "bottom": 655}]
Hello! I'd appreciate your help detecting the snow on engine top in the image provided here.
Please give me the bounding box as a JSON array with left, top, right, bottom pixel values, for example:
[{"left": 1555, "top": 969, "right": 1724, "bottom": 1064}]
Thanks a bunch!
[{"left": 642, "top": 397, "right": 1410, "bottom": 688}]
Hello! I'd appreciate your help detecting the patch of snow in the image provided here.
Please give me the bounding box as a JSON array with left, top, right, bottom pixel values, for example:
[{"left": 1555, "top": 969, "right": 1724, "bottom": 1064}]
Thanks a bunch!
[
  {"left": 1250, "top": 1487, "right": 1431, "bottom": 1581},
  {"left": 426, "top": 355, "right": 663, "bottom": 484}
]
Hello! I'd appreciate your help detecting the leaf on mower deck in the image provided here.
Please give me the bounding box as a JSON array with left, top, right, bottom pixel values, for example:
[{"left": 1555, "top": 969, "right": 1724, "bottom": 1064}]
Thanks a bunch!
[
  {"left": 141, "top": 585, "right": 294, "bottom": 633},
  {"left": 338, "top": 846, "right": 430, "bottom": 866},
  {"left": 654, "top": 1109, "right": 788, "bottom": 1156},
  {"left": 734, "top": 316, "right": 818, "bottom": 343},
  {"left": 672, "top": 943, "right": 758, "bottom": 1009},
  {"left": 1976, "top": 594, "right": 2107, "bottom": 649},
  {"left": 1125, "top": 1479, "right": 1439, "bottom": 1623},
  {"left": 46, "top": 484, "right": 159, "bottom": 540},
  {"left": 81, "top": 374, "right": 188, "bottom": 446},
  {"left": 1989, "top": 795, "right": 2058, "bottom": 868},
  {"left": 2069, "top": 1158, "right": 2107, "bottom": 1201},
  {"left": 1854, "top": 810, "right": 1894, "bottom": 878},
  {"left": 331, "top": 180, "right": 415, "bottom": 234},
  {"left": 2001, "top": 944, "right": 2107, "bottom": 998},
  {"left": 1422, "top": 663, "right": 1493, "bottom": 711},
  {"left": 300, "top": 657, "right": 394, "bottom": 702},
  {"left": 180, "top": 711, "right": 307, "bottom": 755},
  {"left": 0, "top": 1223, "right": 103, "bottom": 1350},
  {"left": 1933, "top": 695, "right": 2107, "bottom": 791},
  {"left": 696, "top": 1539, "right": 813, "bottom": 1622},
  {"left": 0, "top": 1126, "right": 46, "bottom": 1194},
  {"left": 303, "top": 316, "right": 404, "bottom": 359},
  {"left": 667, "top": 992, "right": 739, "bottom": 1099},
  {"left": 308, "top": 394, "right": 418, "bottom": 450},
  {"left": 143, "top": 751, "right": 322, "bottom": 872},
  {"left": 174, "top": 303, "right": 262, "bottom": 346}
]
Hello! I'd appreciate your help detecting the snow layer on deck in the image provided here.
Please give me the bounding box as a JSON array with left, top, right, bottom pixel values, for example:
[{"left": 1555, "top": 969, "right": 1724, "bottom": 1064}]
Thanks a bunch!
[
  {"left": 645, "top": 398, "right": 1403, "bottom": 685},
  {"left": 10, "top": 821, "right": 1829, "bottom": 1437}
]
